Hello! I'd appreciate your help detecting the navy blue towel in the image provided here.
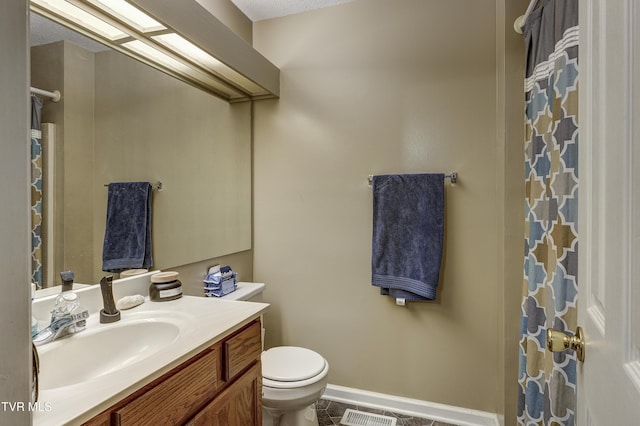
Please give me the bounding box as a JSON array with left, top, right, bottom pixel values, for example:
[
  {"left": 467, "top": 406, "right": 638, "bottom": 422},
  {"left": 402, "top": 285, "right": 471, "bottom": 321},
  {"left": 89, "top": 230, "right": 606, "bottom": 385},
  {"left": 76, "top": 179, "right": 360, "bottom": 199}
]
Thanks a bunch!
[
  {"left": 102, "top": 182, "right": 153, "bottom": 273},
  {"left": 371, "top": 174, "right": 444, "bottom": 301}
]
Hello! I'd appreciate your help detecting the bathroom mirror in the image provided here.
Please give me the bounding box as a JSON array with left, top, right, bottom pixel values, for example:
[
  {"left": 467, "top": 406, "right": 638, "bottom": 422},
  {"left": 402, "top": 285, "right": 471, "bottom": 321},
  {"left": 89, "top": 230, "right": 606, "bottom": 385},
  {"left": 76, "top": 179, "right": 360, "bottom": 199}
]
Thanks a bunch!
[{"left": 30, "top": 13, "right": 251, "bottom": 287}]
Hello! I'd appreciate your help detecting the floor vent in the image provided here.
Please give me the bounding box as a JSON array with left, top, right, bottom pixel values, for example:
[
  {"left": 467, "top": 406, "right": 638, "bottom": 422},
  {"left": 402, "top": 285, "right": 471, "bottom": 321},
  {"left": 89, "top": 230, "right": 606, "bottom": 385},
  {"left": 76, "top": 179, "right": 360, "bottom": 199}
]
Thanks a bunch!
[{"left": 340, "top": 408, "right": 397, "bottom": 426}]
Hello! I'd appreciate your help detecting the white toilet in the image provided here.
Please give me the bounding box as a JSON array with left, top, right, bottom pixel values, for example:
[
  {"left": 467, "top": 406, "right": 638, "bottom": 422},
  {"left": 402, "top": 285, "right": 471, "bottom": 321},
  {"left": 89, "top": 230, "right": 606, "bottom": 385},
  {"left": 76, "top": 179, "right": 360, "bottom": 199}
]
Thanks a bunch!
[
  {"left": 221, "top": 283, "right": 329, "bottom": 426},
  {"left": 261, "top": 346, "right": 329, "bottom": 426}
]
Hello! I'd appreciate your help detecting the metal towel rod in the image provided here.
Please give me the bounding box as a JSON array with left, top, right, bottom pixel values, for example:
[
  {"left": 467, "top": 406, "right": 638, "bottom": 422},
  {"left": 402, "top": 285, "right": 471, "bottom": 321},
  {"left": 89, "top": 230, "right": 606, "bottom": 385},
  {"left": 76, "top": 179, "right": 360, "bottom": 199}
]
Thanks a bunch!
[
  {"left": 367, "top": 172, "right": 457, "bottom": 186},
  {"left": 104, "top": 181, "right": 163, "bottom": 191}
]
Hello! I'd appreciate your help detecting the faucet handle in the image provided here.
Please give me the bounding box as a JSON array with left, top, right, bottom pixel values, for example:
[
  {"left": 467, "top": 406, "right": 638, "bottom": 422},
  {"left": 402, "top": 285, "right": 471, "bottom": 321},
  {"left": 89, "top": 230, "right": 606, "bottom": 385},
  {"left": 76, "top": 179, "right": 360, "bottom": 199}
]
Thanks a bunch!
[{"left": 33, "top": 311, "right": 89, "bottom": 346}]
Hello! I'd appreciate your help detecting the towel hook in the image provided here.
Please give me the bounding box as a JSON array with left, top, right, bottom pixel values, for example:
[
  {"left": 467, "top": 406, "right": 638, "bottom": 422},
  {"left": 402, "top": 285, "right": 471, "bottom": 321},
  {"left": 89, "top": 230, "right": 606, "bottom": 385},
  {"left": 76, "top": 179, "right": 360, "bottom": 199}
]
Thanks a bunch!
[{"left": 445, "top": 172, "right": 457, "bottom": 186}]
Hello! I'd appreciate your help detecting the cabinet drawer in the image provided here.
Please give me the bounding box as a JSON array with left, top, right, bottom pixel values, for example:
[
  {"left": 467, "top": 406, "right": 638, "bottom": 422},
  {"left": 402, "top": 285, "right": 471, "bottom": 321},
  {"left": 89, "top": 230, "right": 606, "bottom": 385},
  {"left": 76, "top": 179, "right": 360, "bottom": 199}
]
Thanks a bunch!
[
  {"left": 113, "top": 348, "right": 219, "bottom": 426},
  {"left": 223, "top": 320, "right": 262, "bottom": 381}
]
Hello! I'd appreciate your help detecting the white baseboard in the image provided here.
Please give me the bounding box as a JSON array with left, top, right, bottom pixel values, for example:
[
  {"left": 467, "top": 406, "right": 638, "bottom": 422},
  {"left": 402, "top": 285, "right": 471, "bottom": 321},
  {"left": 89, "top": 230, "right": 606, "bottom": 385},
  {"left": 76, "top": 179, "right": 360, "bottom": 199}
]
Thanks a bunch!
[{"left": 322, "top": 384, "right": 500, "bottom": 426}]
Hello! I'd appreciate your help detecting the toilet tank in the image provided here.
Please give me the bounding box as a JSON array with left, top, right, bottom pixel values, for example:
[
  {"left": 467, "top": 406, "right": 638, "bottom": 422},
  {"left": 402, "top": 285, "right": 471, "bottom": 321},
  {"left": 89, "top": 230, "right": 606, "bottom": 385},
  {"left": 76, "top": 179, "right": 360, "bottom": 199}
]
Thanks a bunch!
[
  {"left": 220, "top": 282, "right": 265, "bottom": 302},
  {"left": 221, "top": 282, "right": 266, "bottom": 349}
]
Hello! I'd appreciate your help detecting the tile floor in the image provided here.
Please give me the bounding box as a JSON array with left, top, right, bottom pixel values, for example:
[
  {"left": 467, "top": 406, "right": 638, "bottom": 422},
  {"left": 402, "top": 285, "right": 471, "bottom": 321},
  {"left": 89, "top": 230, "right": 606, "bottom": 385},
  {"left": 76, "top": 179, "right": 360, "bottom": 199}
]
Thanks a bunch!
[{"left": 316, "top": 399, "right": 458, "bottom": 426}]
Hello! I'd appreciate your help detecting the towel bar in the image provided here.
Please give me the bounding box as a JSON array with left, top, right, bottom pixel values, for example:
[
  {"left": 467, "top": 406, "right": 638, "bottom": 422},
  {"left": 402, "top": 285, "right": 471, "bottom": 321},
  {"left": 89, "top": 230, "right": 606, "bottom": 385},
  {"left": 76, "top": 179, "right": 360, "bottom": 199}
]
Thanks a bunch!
[
  {"left": 367, "top": 172, "right": 457, "bottom": 186},
  {"left": 104, "top": 181, "right": 163, "bottom": 191}
]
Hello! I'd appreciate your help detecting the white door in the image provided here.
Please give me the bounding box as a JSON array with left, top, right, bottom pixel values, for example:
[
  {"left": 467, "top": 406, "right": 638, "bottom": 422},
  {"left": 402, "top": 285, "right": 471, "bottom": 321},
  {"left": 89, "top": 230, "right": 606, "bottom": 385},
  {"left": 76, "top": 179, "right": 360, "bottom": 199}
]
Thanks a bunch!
[{"left": 577, "top": 0, "right": 640, "bottom": 423}]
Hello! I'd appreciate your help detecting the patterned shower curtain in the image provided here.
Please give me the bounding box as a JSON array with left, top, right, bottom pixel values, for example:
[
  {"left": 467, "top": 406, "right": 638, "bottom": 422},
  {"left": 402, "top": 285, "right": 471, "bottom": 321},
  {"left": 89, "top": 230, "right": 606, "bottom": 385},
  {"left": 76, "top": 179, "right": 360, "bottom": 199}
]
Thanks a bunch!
[
  {"left": 518, "top": 1, "right": 579, "bottom": 425},
  {"left": 31, "top": 96, "right": 44, "bottom": 288}
]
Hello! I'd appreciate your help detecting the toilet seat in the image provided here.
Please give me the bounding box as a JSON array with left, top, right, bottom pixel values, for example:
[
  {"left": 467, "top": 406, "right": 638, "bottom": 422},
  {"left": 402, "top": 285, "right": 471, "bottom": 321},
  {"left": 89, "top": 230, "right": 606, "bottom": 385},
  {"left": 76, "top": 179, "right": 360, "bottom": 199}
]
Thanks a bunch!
[{"left": 262, "top": 346, "right": 328, "bottom": 389}]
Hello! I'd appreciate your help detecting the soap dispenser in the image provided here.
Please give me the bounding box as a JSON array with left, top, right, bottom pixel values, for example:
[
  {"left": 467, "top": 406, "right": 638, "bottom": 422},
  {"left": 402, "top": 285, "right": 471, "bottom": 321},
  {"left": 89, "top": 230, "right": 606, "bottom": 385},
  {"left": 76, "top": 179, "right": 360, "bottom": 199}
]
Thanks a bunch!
[{"left": 59, "top": 270, "right": 74, "bottom": 292}]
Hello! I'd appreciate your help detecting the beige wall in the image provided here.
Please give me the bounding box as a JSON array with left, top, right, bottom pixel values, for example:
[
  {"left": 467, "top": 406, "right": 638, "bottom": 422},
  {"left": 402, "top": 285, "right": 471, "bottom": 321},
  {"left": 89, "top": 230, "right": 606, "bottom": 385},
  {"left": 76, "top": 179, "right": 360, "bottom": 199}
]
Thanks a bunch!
[
  {"left": 0, "top": 0, "right": 31, "bottom": 422},
  {"left": 63, "top": 43, "right": 96, "bottom": 283},
  {"left": 497, "top": 0, "right": 528, "bottom": 423},
  {"left": 196, "top": 0, "right": 253, "bottom": 44},
  {"left": 93, "top": 49, "right": 252, "bottom": 282},
  {"left": 31, "top": 41, "right": 253, "bottom": 285},
  {"left": 253, "top": 0, "right": 522, "bottom": 415}
]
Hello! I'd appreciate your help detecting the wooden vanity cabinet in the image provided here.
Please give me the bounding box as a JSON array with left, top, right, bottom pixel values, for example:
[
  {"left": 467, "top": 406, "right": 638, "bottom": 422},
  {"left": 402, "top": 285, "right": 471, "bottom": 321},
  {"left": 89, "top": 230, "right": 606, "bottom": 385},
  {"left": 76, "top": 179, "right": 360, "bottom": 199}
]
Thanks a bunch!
[
  {"left": 82, "top": 319, "right": 263, "bottom": 426},
  {"left": 186, "top": 362, "right": 262, "bottom": 425}
]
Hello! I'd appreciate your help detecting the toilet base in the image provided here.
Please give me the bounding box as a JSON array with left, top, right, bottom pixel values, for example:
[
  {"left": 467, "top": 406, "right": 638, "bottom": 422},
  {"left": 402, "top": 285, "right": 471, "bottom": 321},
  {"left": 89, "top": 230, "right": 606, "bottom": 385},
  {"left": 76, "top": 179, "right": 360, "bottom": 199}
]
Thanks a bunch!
[{"left": 262, "top": 403, "right": 319, "bottom": 426}]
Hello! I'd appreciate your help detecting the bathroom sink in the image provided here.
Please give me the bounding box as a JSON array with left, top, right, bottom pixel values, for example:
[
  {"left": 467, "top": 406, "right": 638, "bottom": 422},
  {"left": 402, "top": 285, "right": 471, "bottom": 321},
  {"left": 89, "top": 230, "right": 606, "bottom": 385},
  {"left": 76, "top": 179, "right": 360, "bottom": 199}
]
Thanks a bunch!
[
  {"left": 37, "top": 319, "right": 180, "bottom": 390},
  {"left": 31, "top": 278, "right": 270, "bottom": 426}
]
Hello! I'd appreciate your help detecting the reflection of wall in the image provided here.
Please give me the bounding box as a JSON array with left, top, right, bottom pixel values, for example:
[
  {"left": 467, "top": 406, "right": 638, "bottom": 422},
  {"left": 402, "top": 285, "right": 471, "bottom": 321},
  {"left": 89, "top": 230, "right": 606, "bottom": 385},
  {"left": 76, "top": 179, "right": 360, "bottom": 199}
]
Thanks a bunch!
[
  {"left": 93, "top": 50, "right": 252, "bottom": 282},
  {"left": 252, "top": 0, "right": 523, "bottom": 419},
  {"left": 31, "top": 42, "right": 253, "bottom": 285},
  {"left": 31, "top": 41, "right": 95, "bottom": 285}
]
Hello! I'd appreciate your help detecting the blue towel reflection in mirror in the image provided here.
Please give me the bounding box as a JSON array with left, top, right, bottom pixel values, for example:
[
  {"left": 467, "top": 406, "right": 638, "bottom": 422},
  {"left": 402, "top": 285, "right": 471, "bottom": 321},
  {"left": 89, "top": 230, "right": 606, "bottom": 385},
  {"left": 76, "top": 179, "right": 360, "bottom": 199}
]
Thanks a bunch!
[{"left": 102, "top": 182, "right": 153, "bottom": 273}]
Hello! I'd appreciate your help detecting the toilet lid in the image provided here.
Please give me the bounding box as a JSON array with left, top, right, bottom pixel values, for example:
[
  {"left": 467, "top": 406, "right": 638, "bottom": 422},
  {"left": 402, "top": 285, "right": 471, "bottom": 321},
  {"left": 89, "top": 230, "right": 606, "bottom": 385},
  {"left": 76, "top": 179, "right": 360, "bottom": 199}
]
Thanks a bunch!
[{"left": 262, "top": 346, "right": 326, "bottom": 382}]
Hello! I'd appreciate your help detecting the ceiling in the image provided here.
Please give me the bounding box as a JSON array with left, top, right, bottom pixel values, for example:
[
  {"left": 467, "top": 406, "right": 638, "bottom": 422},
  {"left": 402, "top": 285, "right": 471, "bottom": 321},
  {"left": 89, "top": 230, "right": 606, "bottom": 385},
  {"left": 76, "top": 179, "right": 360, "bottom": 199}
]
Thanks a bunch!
[
  {"left": 229, "top": 0, "right": 356, "bottom": 21},
  {"left": 30, "top": 12, "right": 109, "bottom": 52}
]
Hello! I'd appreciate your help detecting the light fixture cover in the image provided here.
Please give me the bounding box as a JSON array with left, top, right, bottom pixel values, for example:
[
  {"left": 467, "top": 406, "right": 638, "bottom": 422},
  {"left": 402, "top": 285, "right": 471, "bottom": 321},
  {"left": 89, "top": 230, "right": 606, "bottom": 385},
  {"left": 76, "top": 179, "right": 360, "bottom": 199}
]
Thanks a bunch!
[
  {"left": 129, "top": 0, "right": 279, "bottom": 98},
  {"left": 31, "top": 0, "right": 279, "bottom": 101}
]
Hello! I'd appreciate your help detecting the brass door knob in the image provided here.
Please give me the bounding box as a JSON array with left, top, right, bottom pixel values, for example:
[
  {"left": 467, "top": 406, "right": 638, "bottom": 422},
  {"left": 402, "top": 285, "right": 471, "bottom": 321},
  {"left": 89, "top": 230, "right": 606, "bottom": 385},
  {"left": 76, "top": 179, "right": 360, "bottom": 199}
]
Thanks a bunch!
[{"left": 546, "top": 326, "right": 585, "bottom": 362}]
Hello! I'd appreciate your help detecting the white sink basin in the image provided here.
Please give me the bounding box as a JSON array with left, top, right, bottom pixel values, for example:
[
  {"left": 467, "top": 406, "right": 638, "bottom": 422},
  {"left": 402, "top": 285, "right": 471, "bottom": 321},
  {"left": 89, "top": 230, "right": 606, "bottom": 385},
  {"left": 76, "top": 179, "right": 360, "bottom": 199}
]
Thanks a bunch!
[{"left": 38, "top": 318, "right": 180, "bottom": 390}]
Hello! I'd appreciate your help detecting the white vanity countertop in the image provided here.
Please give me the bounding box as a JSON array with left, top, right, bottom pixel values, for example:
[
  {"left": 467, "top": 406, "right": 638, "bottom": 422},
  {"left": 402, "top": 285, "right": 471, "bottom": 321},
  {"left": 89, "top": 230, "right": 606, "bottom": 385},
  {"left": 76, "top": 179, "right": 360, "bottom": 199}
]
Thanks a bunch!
[{"left": 32, "top": 275, "right": 269, "bottom": 425}]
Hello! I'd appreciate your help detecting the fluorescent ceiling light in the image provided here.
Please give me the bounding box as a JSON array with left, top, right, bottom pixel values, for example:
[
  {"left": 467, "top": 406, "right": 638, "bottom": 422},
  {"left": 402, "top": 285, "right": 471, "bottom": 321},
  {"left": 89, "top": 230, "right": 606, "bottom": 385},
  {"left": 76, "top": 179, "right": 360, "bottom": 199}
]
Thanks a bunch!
[
  {"left": 123, "top": 40, "right": 195, "bottom": 74},
  {"left": 30, "top": 0, "right": 279, "bottom": 101},
  {"left": 86, "top": 0, "right": 164, "bottom": 33},
  {"left": 153, "top": 34, "right": 266, "bottom": 95},
  {"left": 31, "top": 0, "right": 126, "bottom": 40},
  {"left": 122, "top": 40, "right": 246, "bottom": 98},
  {"left": 153, "top": 33, "right": 226, "bottom": 71}
]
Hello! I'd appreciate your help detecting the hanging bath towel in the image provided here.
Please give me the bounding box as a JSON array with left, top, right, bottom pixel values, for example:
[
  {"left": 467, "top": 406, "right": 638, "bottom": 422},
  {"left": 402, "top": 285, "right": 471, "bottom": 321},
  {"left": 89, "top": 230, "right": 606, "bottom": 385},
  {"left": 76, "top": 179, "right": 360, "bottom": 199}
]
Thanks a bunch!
[
  {"left": 371, "top": 173, "right": 444, "bottom": 301},
  {"left": 102, "top": 182, "right": 153, "bottom": 272}
]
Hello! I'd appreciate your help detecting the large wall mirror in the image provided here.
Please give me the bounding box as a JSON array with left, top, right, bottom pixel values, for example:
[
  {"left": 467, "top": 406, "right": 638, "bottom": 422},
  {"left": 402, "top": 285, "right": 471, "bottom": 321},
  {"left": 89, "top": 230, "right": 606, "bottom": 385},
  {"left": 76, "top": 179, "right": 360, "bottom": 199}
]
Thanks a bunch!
[{"left": 30, "top": 13, "right": 252, "bottom": 287}]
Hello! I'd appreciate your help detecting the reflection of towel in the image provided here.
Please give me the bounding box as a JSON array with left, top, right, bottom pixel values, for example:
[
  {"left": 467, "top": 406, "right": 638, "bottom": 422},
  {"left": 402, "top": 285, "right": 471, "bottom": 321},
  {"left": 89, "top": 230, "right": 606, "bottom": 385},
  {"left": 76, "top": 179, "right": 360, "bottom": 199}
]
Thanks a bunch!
[
  {"left": 371, "top": 174, "right": 444, "bottom": 301},
  {"left": 102, "top": 182, "right": 153, "bottom": 272}
]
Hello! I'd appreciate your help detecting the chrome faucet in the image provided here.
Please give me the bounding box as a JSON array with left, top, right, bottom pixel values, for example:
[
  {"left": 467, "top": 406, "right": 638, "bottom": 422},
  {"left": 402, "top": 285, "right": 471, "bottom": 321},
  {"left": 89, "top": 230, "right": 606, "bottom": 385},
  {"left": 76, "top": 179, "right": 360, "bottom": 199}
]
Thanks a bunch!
[
  {"left": 33, "top": 273, "right": 89, "bottom": 346},
  {"left": 32, "top": 311, "right": 90, "bottom": 346}
]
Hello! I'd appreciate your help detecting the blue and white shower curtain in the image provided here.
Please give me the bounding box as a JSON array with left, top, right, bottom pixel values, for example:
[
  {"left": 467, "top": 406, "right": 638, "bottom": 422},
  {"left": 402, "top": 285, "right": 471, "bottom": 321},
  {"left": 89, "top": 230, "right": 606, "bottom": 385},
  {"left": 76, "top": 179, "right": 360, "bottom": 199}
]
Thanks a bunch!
[
  {"left": 518, "top": 0, "right": 579, "bottom": 424},
  {"left": 31, "top": 96, "right": 44, "bottom": 288}
]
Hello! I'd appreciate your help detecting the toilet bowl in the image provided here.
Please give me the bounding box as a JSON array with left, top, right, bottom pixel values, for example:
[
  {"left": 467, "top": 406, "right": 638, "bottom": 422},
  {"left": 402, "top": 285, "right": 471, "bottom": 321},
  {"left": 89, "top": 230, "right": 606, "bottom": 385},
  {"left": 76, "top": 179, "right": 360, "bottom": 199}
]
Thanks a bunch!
[
  {"left": 261, "top": 346, "right": 329, "bottom": 426},
  {"left": 219, "top": 284, "right": 328, "bottom": 426}
]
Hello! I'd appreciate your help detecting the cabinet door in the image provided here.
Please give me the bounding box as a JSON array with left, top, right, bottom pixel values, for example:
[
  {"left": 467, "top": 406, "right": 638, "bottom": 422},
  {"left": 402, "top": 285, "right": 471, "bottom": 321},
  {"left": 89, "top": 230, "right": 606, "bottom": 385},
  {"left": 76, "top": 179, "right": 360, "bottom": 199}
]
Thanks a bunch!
[
  {"left": 187, "top": 361, "right": 262, "bottom": 426},
  {"left": 113, "top": 348, "right": 219, "bottom": 425}
]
